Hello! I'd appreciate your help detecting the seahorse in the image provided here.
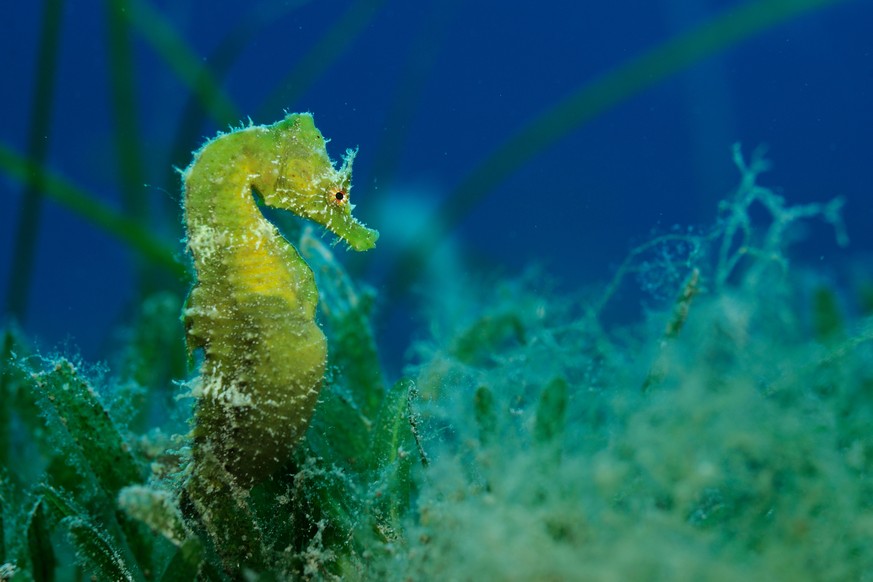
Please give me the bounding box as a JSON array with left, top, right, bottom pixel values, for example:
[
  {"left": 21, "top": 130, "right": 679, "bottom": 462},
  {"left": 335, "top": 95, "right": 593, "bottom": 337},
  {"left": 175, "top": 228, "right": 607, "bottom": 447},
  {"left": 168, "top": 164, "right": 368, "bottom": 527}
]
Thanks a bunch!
[{"left": 182, "top": 113, "right": 378, "bottom": 485}]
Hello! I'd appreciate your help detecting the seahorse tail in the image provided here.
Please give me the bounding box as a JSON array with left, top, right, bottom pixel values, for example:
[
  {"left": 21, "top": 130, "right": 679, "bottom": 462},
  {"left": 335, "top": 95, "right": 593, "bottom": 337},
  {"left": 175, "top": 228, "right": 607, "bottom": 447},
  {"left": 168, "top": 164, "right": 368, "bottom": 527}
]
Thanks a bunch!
[{"left": 191, "top": 300, "right": 326, "bottom": 484}]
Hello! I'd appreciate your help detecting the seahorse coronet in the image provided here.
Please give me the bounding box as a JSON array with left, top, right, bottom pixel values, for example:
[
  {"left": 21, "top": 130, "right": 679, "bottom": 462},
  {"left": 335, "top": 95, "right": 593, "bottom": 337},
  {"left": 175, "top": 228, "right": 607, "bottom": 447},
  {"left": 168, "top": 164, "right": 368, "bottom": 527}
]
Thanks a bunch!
[{"left": 182, "top": 112, "right": 378, "bottom": 485}]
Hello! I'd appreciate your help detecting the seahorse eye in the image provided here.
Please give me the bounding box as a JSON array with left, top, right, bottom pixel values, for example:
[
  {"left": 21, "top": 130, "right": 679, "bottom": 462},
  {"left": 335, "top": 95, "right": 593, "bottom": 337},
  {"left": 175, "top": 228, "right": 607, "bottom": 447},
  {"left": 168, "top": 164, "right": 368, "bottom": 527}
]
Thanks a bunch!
[{"left": 335, "top": 191, "right": 345, "bottom": 202}]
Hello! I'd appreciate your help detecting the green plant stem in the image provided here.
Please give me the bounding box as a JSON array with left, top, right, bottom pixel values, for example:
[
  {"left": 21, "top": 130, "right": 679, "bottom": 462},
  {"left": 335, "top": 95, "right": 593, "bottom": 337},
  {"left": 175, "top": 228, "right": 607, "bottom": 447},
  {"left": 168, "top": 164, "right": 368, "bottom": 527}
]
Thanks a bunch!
[
  {"left": 0, "top": 144, "right": 188, "bottom": 280},
  {"left": 127, "top": 0, "right": 239, "bottom": 128},
  {"left": 257, "top": 0, "right": 389, "bottom": 117},
  {"left": 369, "top": 0, "right": 459, "bottom": 186},
  {"left": 5, "top": 0, "right": 65, "bottom": 322},
  {"left": 104, "top": 0, "right": 146, "bottom": 221}
]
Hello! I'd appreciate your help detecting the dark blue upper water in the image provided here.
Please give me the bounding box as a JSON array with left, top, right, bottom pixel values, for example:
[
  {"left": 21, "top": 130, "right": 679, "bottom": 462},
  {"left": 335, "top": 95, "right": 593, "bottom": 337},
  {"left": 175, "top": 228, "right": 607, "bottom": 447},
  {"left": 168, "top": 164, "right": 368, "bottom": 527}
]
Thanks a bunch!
[{"left": 2, "top": 0, "right": 871, "bottom": 366}]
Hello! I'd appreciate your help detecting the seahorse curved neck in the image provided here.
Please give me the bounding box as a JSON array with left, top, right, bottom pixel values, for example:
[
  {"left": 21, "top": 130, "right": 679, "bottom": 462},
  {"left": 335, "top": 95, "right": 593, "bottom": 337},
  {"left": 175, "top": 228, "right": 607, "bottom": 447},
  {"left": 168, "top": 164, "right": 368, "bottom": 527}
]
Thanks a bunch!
[{"left": 185, "top": 127, "right": 317, "bottom": 321}]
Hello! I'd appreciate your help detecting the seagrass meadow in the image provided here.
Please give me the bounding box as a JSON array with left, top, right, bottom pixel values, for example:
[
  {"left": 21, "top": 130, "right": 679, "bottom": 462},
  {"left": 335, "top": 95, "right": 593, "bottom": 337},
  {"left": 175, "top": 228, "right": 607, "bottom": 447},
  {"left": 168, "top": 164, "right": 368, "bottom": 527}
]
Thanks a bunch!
[{"left": 2, "top": 0, "right": 873, "bottom": 580}]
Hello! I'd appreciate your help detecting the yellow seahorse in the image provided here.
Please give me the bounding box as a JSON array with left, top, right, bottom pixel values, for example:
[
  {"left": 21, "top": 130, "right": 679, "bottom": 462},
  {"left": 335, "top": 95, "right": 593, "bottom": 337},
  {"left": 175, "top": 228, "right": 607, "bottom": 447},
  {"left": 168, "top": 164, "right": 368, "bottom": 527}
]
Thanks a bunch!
[{"left": 182, "top": 113, "right": 378, "bottom": 485}]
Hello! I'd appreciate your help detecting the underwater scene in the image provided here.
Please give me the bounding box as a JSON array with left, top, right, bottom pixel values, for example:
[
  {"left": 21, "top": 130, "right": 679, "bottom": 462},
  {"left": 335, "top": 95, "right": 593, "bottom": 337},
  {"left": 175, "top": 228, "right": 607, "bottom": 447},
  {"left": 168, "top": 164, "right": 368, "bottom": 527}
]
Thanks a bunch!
[{"left": 2, "top": 0, "right": 873, "bottom": 580}]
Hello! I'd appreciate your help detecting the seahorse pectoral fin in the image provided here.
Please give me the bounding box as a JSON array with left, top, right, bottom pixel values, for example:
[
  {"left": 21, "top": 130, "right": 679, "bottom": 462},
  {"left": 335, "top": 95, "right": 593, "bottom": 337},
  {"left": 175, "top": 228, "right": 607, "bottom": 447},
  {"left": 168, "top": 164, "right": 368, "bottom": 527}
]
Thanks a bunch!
[{"left": 181, "top": 304, "right": 201, "bottom": 371}]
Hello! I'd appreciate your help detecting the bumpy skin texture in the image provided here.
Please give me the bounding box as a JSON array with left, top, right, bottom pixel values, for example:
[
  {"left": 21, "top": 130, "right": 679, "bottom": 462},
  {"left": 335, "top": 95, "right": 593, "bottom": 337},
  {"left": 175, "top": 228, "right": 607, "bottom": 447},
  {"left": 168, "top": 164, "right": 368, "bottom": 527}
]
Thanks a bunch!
[{"left": 182, "top": 113, "right": 378, "bottom": 485}]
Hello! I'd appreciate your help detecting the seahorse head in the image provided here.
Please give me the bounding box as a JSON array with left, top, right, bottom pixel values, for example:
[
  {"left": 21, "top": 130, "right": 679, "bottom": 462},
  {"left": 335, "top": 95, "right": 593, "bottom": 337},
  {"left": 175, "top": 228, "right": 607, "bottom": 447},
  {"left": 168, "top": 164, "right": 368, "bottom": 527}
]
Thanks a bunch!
[{"left": 261, "top": 113, "right": 379, "bottom": 251}]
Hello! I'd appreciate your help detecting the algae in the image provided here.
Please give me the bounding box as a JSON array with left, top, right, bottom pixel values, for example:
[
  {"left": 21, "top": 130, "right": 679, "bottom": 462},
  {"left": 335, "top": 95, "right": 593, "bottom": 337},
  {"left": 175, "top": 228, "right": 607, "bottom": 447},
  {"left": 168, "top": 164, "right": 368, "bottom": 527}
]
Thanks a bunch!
[{"left": 2, "top": 145, "right": 871, "bottom": 580}]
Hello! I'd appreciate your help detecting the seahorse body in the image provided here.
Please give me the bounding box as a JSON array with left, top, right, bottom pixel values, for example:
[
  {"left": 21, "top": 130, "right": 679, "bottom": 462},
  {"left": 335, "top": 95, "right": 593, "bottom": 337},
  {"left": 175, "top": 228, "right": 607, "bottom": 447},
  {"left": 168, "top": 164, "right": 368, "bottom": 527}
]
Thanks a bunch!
[{"left": 182, "top": 113, "right": 378, "bottom": 485}]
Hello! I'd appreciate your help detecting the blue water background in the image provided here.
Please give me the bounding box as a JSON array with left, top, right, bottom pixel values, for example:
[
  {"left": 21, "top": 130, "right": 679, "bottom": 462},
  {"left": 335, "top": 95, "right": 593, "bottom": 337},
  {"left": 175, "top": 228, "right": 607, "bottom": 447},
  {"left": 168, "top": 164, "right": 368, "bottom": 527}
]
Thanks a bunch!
[{"left": 2, "top": 0, "right": 871, "bottom": 369}]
